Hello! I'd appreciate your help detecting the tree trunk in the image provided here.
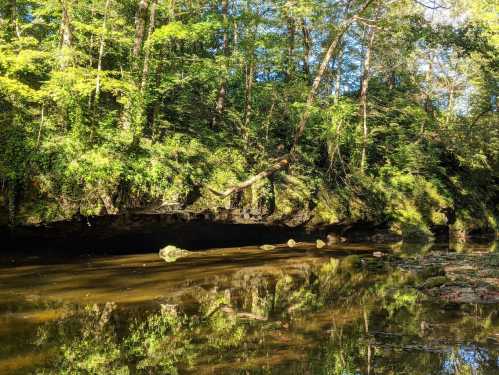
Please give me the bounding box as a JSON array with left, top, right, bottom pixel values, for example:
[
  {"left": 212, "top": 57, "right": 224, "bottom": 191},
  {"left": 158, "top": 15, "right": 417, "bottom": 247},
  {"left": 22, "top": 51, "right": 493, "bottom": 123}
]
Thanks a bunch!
[
  {"left": 243, "top": 61, "right": 254, "bottom": 140},
  {"left": 10, "top": 0, "right": 21, "bottom": 38},
  {"left": 212, "top": 0, "right": 229, "bottom": 127},
  {"left": 285, "top": 15, "right": 296, "bottom": 81},
  {"left": 359, "top": 26, "right": 376, "bottom": 171},
  {"left": 301, "top": 18, "right": 311, "bottom": 84},
  {"left": 133, "top": 0, "right": 149, "bottom": 58},
  {"left": 141, "top": 0, "right": 158, "bottom": 92},
  {"left": 95, "top": 0, "right": 111, "bottom": 104},
  {"left": 59, "top": 0, "right": 72, "bottom": 68},
  {"left": 334, "top": 46, "right": 343, "bottom": 103}
]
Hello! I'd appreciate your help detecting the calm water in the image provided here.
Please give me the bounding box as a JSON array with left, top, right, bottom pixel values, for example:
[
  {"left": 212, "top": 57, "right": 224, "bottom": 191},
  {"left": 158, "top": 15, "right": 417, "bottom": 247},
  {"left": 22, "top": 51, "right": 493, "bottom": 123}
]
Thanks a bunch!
[{"left": 0, "top": 242, "right": 497, "bottom": 374}]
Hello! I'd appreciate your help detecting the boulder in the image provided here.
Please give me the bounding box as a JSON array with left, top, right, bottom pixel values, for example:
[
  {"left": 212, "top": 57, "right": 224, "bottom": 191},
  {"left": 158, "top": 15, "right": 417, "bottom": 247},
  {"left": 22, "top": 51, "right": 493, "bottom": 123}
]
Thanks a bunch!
[
  {"left": 316, "top": 239, "right": 326, "bottom": 249},
  {"left": 159, "top": 245, "right": 192, "bottom": 263}
]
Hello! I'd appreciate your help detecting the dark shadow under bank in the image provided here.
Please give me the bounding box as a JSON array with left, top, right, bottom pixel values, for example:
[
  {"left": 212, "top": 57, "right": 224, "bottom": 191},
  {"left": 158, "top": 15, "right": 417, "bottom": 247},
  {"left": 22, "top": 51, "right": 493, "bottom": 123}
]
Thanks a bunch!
[{"left": 0, "top": 210, "right": 492, "bottom": 256}]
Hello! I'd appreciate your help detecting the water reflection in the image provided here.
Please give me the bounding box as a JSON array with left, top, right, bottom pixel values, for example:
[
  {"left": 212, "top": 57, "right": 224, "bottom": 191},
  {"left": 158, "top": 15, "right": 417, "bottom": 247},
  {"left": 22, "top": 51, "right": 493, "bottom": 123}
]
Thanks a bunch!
[{"left": 0, "top": 243, "right": 497, "bottom": 374}]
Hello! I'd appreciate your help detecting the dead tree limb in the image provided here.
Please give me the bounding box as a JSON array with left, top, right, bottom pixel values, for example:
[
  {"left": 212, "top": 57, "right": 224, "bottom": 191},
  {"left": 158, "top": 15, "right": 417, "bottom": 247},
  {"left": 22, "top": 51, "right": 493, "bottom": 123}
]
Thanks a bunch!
[{"left": 208, "top": 157, "right": 290, "bottom": 198}]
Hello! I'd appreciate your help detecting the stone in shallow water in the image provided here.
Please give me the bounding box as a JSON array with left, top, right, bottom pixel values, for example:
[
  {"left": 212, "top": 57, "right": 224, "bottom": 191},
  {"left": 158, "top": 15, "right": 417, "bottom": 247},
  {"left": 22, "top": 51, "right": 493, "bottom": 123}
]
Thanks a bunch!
[
  {"left": 159, "top": 245, "right": 192, "bottom": 263},
  {"left": 260, "top": 244, "right": 276, "bottom": 251},
  {"left": 316, "top": 240, "right": 326, "bottom": 249}
]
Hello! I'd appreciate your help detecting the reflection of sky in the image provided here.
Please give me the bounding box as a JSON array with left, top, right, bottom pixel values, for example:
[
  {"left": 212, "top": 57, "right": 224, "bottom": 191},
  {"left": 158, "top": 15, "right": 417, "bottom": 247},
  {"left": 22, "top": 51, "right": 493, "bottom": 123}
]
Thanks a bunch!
[{"left": 441, "top": 345, "right": 496, "bottom": 374}]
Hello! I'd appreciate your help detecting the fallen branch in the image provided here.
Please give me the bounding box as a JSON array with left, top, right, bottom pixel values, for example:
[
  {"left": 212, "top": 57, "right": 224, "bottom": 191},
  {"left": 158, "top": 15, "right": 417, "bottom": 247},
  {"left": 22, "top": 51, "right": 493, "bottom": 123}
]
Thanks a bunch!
[{"left": 208, "top": 156, "right": 290, "bottom": 198}]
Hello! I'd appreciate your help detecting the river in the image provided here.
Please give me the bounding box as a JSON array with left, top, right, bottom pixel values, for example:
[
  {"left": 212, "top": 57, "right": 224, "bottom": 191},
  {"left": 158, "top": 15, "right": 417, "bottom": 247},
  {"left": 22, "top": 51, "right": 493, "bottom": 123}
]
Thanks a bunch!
[{"left": 0, "top": 242, "right": 497, "bottom": 374}]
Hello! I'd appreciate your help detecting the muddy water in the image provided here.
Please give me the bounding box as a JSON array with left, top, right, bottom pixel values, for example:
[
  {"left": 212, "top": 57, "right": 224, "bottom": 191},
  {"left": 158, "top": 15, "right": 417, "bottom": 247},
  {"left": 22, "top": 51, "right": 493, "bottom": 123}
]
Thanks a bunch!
[{"left": 0, "top": 242, "right": 497, "bottom": 374}]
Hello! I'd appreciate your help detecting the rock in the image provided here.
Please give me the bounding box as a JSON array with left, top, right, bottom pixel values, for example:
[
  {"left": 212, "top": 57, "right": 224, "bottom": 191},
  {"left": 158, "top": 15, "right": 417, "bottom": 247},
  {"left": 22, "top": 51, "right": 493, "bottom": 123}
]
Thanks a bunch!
[
  {"left": 260, "top": 244, "right": 276, "bottom": 251},
  {"left": 287, "top": 239, "right": 296, "bottom": 248},
  {"left": 419, "top": 276, "right": 448, "bottom": 289},
  {"left": 316, "top": 240, "right": 326, "bottom": 249},
  {"left": 326, "top": 234, "right": 348, "bottom": 246},
  {"left": 159, "top": 245, "right": 192, "bottom": 263}
]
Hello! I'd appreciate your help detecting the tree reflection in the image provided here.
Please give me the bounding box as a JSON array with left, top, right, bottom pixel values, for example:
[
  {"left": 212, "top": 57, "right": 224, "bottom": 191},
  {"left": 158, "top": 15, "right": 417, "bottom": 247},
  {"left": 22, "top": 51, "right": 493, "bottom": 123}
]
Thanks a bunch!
[{"left": 7, "top": 254, "right": 496, "bottom": 374}]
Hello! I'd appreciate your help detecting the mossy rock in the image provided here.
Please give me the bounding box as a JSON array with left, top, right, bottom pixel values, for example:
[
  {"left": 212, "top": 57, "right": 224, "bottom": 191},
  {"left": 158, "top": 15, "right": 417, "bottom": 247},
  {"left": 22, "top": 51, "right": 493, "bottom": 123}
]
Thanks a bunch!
[{"left": 419, "top": 276, "right": 449, "bottom": 289}]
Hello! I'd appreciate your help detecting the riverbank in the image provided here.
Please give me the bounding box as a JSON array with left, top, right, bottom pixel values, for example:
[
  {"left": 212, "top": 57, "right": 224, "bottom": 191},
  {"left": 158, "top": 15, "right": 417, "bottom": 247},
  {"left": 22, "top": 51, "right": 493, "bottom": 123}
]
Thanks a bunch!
[{"left": 2, "top": 206, "right": 497, "bottom": 255}]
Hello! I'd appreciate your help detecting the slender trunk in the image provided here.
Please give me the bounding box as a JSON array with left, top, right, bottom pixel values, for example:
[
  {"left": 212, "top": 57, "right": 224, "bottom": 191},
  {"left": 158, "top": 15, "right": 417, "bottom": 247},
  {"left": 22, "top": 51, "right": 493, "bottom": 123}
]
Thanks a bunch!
[
  {"left": 212, "top": 0, "right": 229, "bottom": 127},
  {"left": 141, "top": 0, "right": 158, "bottom": 92},
  {"left": 87, "top": 5, "right": 96, "bottom": 110},
  {"left": 233, "top": 18, "right": 238, "bottom": 46},
  {"left": 10, "top": 0, "right": 21, "bottom": 38},
  {"left": 445, "top": 84, "right": 455, "bottom": 125},
  {"left": 285, "top": 15, "right": 296, "bottom": 81},
  {"left": 133, "top": 0, "right": 149, "bottom": 58},
  {"left": 243, "top": 61, "right": 254, "bottom": 139},
  {"left": 359, "top": 26, "right": 376, "bottom": 171},
  {"left": 169, "top": 0, "right": 177, "bottom": 21},
  {"left": 424, "top": 55, "right": 434, "bottom": 115},
  {"left": 37, "top": 105, "right": 44, "bottom": 148},
  {"left": 59, "top": 0, "right": 72, "bottom": 69},
  {"left": 95, "top": 0, "right": 111, "bottom": 105},
  {"left": 334, "top": 46, "right": 343, "bottom": 103},
  {"left": 129, "top": 0, "right": 149, "bottom": 147},
  {"left": 301, "top": 18, "right": 311, "bottom": 84}
]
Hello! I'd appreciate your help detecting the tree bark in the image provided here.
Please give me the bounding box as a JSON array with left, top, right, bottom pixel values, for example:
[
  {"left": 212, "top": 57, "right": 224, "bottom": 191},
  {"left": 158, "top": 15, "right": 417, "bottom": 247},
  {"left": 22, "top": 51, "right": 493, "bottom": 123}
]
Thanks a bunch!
[
  {"left": 212, "top": 0, "right": 229, "bottom": 127},
  {"left": 243, "top": 61, "right": 254, "bottom": 140},
  {"left": 133, "top": 0, "right": 149, "bottom": 58},
  {"left": 359, "top": 26, "right": 376, "bottom": 171},
  {"left": 334, "top": 46, "right": 343, "bottom": 103},
  {"left": 141, "top": 0, "right": 158, "bottom": 92},
  {"left": 60, "top": 1, "right": 72, "bottom": 48},
  {"left": 59, "top": 0, "right": 72, "bottom": 68},
  {"left": 10, "top": 0, "right": 21, "bottom": 38},
  {"left": 301, "top": 18, "right": 311, "bottom": 84},
  {"left": 285, "top": 15, "right": 296, "bottom": 81},
  {"left": 95, "top": 0, "right": 111, "bottom": 104}
]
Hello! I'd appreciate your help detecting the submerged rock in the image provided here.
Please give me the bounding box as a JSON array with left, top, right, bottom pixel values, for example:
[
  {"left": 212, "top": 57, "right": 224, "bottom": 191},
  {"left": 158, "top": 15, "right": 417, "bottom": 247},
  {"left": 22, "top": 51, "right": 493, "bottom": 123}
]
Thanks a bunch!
[
  {"left": 260, "top": 244, "right": 276, "bottom": 251},
  {"left": 287, "top": 239, "right": 296, "bottom": 248},
  {"left": 159, "top": 245, "right": 192, "bottom": 263},
  {"left": 316, "top": 240, "right": 326, "bottom": 249}
]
